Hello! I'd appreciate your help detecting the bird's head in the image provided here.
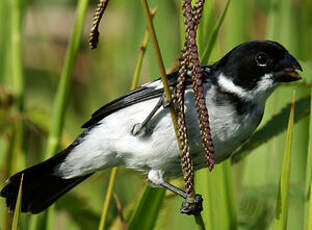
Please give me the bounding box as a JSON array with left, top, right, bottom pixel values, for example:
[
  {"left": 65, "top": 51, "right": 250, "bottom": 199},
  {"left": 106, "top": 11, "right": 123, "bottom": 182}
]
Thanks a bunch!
[{"left": 214, "top": 40, "right": 302, "bottom": 103}]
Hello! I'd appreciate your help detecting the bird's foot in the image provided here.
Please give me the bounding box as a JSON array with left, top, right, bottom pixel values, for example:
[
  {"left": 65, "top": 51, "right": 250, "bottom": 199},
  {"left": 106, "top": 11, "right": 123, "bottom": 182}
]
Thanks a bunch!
[
  {"left": 180, "top": 194, "right": 203, "bottom": 216},
  {"left": 131, "top": 95, "right": 170, "bottom": 136}
]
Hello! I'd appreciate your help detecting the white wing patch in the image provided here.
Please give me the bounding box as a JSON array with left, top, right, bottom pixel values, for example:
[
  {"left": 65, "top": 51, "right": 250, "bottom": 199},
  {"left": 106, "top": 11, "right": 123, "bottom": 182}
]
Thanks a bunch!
[{"left": 143, "top": 79, "right": 164, "bottom": 90}]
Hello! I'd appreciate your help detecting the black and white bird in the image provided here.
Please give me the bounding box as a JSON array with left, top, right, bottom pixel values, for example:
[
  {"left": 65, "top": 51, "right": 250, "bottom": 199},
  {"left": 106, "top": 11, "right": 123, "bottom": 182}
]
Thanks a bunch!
[{"left": 0, "top": 40, "right": 302, "bottom": 214}]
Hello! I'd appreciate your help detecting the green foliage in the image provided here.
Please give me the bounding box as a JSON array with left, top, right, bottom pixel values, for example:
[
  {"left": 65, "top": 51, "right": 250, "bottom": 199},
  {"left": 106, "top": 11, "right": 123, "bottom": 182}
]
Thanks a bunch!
[
  {"left": 128, "top": 186, "right": 165, "bottom": 230},
  {"left": 28, "top": 0, "right": 90, "bottom": 229},
  {"left": 0, "top": 0, "right": 311, "bottom": 229},
  {"left": 200, "top": 0, "right": 231, "bottom": 64},
  {"left": 304, "top": 91, "right": 312, "bottom": 230},
  {"left": 195, "top": 160, "right": 237, "bottom": 230}
]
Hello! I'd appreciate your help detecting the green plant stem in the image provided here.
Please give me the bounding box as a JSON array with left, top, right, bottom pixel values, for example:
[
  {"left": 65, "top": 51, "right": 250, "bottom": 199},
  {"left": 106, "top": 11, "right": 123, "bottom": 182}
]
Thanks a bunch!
[
  {"left": 130, "top": 10, "right": 155, "bottom": 89},
  {"left": 29, "top": 0, "right": 89, "bottom": 230},
  {"left": 309, "top": 183, "right": 312, "bottom": 230},
  {"left": 131, "top": 33, "right": 148, "bottom": 89},
  {"left": 97, "top": 12, "right": 153, "bottom": 230},
  {"left": 140, "top": 0, "right": 179, "bottom": 138},
  {"left": 7, "top": 0, "right": 25, "bottom": 177},
  {"left": 3, "top": 0, "right": 25, "bottom": 229},
  {"left": 140, "top": 0, "right": 205, "bottom": 229},
  {"left": 98, "top": 167, "right": 118, "bottom": 230},
  {"left": 304, "top": 91, "right": 312, "bottom": 230}
]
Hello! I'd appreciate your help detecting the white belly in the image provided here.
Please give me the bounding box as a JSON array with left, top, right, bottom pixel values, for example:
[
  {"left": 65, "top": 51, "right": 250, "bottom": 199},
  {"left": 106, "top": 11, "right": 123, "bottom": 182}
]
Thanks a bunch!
[{"left": 56, "top": 87, "right": 264, "bottom": 179}]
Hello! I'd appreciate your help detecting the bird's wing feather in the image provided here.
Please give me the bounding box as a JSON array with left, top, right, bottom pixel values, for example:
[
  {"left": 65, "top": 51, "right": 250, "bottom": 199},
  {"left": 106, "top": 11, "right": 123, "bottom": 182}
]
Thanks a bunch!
[
  {"left": 81, "top": 79, "right": 167, "bottom": 128},
  {"left": 81, "top": 66, "right": 212, "bottom": 129}
]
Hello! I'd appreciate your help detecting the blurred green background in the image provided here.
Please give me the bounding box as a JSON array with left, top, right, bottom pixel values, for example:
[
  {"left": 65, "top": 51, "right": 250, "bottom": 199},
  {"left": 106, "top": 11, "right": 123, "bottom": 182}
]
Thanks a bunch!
[{"left": 0, "top": 0, "right": 312, "bottom": 229}]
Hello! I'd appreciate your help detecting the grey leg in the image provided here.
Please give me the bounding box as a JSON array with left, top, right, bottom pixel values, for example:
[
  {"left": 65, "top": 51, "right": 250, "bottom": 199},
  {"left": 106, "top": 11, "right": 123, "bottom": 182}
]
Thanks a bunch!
[
  {"left": 131, "top": 95, "right": 170, "bottom": 136},
  {"left": 148, "top": 168, "right": 203, "bottom": 216},
  {"left": 159, "top": 181, "right": 188, "bottom": 199}
]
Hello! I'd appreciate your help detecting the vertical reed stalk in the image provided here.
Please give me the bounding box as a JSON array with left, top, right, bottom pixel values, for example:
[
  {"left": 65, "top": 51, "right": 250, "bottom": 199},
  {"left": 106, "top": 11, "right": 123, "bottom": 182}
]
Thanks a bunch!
[
  {"left": 273, "top": 92, "right": 296, "bottom": 230},
  {"left": 29, "top": 0, "right": 89, "bottom": 230},
  {"left": 98, "top": 168, "right": 117, "bottom": 230},
  {"left": 304, "top": 91, "right": 312, "bottom": 230},
  {"left": 7, "top": 0, "right": 25, "bottom": 180},
  {"left": 3, "top": 0, "right": 25, "bottom": 229}
]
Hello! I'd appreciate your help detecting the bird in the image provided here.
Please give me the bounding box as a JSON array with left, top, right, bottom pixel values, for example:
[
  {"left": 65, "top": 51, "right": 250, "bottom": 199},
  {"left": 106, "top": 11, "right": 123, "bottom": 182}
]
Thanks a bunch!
[{"left": 0, "top": 40, "right": 302, "bottom": 214}]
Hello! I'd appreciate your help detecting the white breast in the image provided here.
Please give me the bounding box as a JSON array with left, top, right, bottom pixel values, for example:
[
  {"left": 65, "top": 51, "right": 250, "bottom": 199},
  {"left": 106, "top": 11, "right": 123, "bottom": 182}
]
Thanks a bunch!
[{"left": 183, "top": 85, "right": 264, "bottom": 166}]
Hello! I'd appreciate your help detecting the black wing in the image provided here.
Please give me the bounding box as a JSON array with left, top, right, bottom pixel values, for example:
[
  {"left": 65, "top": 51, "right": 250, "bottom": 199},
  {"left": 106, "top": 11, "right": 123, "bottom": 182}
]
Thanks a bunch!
[
  {"left": 81, "top": 84, "right": 164, "bottom": 128},
  {"left": 81, "top": 66, "right": 212, "bottom": 128}
]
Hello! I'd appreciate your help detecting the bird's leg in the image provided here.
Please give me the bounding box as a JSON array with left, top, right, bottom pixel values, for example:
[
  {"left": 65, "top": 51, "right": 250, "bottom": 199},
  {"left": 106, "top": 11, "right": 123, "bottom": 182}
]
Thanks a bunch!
[
  {"left": 131, "top": 95, "right": 170, "bottom": 136},
  {"left": 148, "top": 170, "right": 203, "bottom": 215},
  {"left": 159, "top": 180, "right": 187, "bottom": 199}
]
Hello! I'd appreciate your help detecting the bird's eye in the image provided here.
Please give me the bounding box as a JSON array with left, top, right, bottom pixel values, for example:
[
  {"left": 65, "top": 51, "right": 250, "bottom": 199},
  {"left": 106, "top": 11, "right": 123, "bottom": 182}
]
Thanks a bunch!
[{"left": 255, "top": 52, "right": 269, "bottom": 67}]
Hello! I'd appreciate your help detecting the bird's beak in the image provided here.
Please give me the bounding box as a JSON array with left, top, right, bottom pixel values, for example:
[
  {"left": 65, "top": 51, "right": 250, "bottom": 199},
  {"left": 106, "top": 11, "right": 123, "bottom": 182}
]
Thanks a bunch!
[{"left": 273, "top": 53, "right": 302, "bottom": 82}]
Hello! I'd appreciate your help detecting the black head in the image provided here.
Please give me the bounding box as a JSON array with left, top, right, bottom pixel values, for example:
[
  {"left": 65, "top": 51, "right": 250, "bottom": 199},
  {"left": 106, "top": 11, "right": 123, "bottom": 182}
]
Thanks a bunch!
[{"left": 214, "top": 40, "right": 302, "bottom": 90}]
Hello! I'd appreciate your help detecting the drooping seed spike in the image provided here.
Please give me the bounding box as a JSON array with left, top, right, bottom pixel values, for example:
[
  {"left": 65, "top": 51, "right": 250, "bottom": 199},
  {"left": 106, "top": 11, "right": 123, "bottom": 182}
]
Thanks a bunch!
[
  {"left": 88, "top": 0, "right": 110, "bottom": 49},
  {"left": 177, "top": 0, "right": 215, "bottom": 199}
]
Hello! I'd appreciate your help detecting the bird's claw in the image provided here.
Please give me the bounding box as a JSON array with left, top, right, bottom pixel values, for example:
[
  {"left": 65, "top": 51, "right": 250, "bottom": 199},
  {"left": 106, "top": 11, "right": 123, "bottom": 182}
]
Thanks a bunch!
[
  {"left": 131, "top": 123, "right": 143, "bottom": 136},
  {"left": 161, "top": 95, "right": 171, "bottom": 108},
  {"left": 131, "top": 95, "right": 169, "bottom": 136},
  {"left": 180, "top": 194, "right": 203, "bottom": 215}
]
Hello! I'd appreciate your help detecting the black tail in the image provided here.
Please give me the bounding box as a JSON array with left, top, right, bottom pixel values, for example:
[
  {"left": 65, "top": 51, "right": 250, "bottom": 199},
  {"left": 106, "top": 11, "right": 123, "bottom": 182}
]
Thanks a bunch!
[{"left": 0, "top": 147, "right": 92, "bottom": 214}]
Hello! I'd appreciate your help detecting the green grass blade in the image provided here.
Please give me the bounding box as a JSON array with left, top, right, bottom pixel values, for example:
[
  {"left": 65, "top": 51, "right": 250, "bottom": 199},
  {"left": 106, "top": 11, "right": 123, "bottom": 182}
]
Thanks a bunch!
[
  {"left": 308, "top": 183, "right": 312, "bottom": 230},
  {"left": 11, "top": 174, "right": 24, "bottom": 230},
  {"left": 232, "top": 96, "right": 310, "bottom": 163},
  {"left": 304, "top": 91, "right": 312, "bottom": 230},
  {"left": 195, "top": 160, "right": 237, "bottom": 230},
  {"left": 309, "top": 183, "right": 312, "bottom": 230},
  {"left": 273, "top": 92, "right": 296, "bottom": 230},
  {"left": 128, "top": 186, "right": 165, "bottom": 230},
  {"left": 197, "top": 0, "right": 215, "bottom": 55},
  {"left": 200, "top": 0, "right": 231, "bottom": 64}
]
